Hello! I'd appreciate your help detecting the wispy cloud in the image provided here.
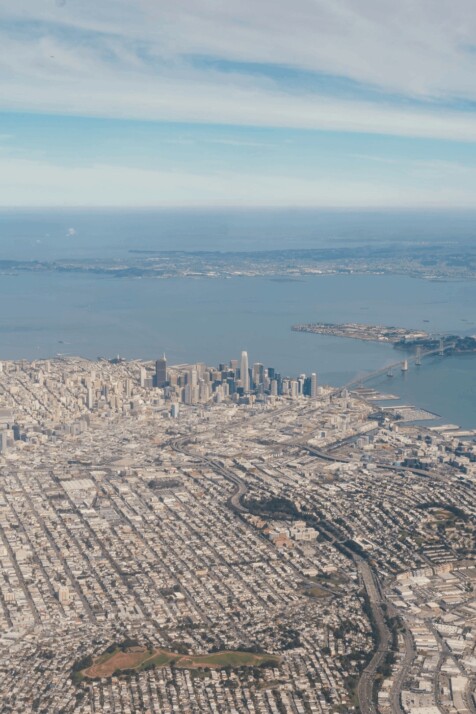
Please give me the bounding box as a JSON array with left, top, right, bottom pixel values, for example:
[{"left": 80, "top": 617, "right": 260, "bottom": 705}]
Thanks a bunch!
[
  {"left": 350, "top": 154, "right": 476, "bottom": 175},
  {"left": 1, "top": 1, "right": 476, "bottom": 140},
  {"left": 165, "top": 137, "right": 277, "bottom": 148},
  {"left": 1, "top": 155, "right": 475, "bottom": 208},
  {"left": 3, "top": 2, "right": 476, "bottom": 207}
]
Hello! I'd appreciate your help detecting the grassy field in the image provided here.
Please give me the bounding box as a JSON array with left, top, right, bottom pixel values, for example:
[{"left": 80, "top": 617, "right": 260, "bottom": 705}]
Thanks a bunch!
[
  {"left": 176, "top": 651, "right": 280, "bottom": 669},
  {"left": 305, "top": 585, "right": 331, "bottom": 599},
  {"left": 82, "top": 647, "right": 280, "bottom": 679},
  {"left": 84, "top": 649, "right": 154, "bottom": 678}
]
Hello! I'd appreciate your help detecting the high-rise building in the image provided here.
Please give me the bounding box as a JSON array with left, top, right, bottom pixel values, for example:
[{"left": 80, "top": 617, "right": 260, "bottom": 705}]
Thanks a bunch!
[
  {"left": 199, "top": 381, "right": 210, "bottom": 402},
  {"left": 311, "top": 372, "right": 318, "bottom": 398},
  {"left": 183, "top": 384, "right": 192, "bottom": 405},
  {"left": 240, "top": 351, "right": 250, "bottom": 392},
  {"left": 155, "top": 355, "right": 167, "bottom": 388},
  {"left": 252, "top": 363, "right": 264, "bottom": 388}
]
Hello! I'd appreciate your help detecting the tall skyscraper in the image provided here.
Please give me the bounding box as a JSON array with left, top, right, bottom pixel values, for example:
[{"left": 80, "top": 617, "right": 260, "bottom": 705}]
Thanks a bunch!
[
  {"left": 155, "top": 355, "right": 167, "bottom": 388},
  {"left": 252, "top": 362, "right": 264, "bottom": 388},
  {"left": 311, "top": 373, "right": 318, "bottom": 398},
  {"left": 240, "top": 351, "right": 250, "bottom": 392},
  {"left": 139, "top": 366, "right": 147, "bottom": 388}
]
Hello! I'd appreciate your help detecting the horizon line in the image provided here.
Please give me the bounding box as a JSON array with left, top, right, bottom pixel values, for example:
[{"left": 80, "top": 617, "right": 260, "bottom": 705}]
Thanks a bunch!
[{"left": 1, "top": 204, "right": 476, "bottom": 212}]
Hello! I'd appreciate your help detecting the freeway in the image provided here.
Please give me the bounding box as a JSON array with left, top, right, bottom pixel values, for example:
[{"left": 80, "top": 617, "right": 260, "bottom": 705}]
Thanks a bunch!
[
  {"left": 355, "top": 560, "right": 392, "bottom": 714},
  {"left": 389, "top": 626, "right": 415, "bottom": 714},
  {"left": 301, "top": 440, "right": 448, "bottom": 484}
]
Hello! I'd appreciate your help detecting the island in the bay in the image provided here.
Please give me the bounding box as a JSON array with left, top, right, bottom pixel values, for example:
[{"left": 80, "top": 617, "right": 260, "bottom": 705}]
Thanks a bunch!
[{"left": 292, "top": 321, "right": 476, "bottom": 353}]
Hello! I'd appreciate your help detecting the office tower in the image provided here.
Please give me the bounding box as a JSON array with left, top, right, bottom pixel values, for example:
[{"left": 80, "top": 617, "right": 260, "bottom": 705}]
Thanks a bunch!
[
  {"left": 139, "top": 366, "right": 147, "bottom": 388},
  {"left": 311, "top": 372, "right": 318, "bottom": 398},
  {"left": 252, "top": 362, "right": 264, "bottom": 388},
  {"left": 170, "top": 403, "right": 180, "bottom": 418},
  {"left": 155, "top": 355, "right": 167, "bottom": 387},
  {"left": 230, "top": 359, "right": 238, "bottom": 372},
  {"left": 290, "top": 380, "right": 299, "bottom": 399},
  {"left": 199, "top": 381, "right": 210, "bottom": 403},
  {"left": 195, "top": 362, "right": 206, "bottom": 378},
  {"left": 240, "top": 351, "right": 250, "bottom": 392},
  {"left": 270, "top": 379, "right": 278, "bottom": 396},
  {"left": 183, "top": 384, "right": 192, "bottom": 405}
]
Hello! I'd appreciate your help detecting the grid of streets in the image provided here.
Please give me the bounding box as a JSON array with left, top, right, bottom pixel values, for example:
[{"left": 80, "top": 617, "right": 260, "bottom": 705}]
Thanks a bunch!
[{"left": 0, "top": 357, "right": 474, "bottom": 714}]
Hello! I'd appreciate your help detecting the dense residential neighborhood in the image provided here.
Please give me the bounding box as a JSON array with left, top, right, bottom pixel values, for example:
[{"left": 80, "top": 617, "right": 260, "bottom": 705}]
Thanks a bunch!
[{"left": 0, "top": 356, "right": 474, "bottom": 713}]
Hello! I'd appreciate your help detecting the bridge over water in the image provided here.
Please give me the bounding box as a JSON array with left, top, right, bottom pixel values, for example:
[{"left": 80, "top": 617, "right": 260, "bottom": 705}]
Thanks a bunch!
[{"left": 345, "top": 341, "right": 454, "bottom": 389}]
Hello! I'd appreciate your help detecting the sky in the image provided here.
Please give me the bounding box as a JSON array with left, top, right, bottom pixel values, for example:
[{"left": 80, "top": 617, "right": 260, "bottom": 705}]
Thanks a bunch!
[{"left": 1, "top": 0, "right": 476, "bottom": 207}]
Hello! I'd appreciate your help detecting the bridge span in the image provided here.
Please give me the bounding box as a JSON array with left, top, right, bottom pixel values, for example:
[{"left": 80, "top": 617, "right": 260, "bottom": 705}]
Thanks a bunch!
[{"left": 345, "top": 341, "right": 454, "bottom": 390}]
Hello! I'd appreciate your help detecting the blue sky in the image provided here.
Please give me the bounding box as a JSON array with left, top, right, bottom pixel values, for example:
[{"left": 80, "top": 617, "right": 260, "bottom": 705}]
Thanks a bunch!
[{"left": 1, "top": 0, "right": 476, "bottom": 206}]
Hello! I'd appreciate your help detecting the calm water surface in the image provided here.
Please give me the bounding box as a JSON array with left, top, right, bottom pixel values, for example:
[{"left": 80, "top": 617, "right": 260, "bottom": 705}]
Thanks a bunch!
[
  {"left": 1, "top": 209, "right": 475, "bottom": 427},
  {"left": 0, "top": 271, "right": 475, "bottom": 427}
]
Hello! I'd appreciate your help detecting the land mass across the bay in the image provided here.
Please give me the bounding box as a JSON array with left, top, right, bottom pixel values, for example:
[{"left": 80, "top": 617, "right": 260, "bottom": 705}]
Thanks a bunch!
[{"left": 2, "top": 237, "right": 476, "bottom": 280}]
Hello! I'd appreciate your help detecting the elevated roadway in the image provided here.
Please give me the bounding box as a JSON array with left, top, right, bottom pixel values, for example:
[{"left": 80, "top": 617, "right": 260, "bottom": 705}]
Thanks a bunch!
[{"left": 345, "top": 342, "right": 455, "bottom": 390}]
